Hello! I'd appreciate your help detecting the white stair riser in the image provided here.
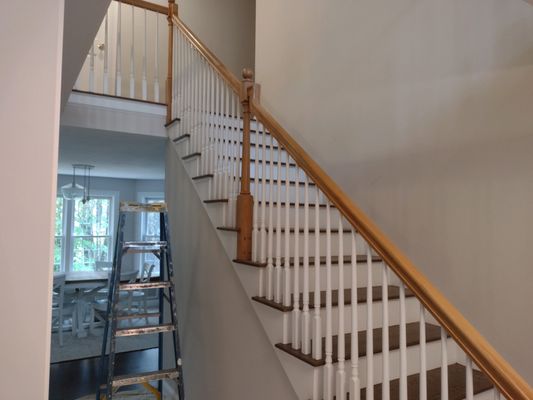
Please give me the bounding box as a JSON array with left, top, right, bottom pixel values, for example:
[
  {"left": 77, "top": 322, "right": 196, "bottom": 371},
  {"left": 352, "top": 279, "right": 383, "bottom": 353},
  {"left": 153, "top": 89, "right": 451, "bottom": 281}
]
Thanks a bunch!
[
  {"left": 265, "top": 262, "right": 402, "bottom": 292},
  {"left": 253, "top": 204, "right": 350, "bottom": 228},
  {"left": 279, "top": 338, "right": 460, "bottom": 399},
  {"left": 252, "top": 230, "right": 370, "bottom": 260},
  {"left": 280, "top": 297, "right": 420, "bottom": 342}
]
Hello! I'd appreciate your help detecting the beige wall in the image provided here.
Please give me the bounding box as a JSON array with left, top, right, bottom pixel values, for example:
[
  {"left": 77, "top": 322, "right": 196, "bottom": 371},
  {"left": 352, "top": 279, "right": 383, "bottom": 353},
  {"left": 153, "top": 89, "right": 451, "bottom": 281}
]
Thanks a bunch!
[
  {"left": 153, "top": 0, "right": 255, "bottom": 77},
  {"left": 0, "top": 0, "right": 64, "bottom": 398},
  {"left": 255, "top": 0, "right": 533, "bottom": 384}
]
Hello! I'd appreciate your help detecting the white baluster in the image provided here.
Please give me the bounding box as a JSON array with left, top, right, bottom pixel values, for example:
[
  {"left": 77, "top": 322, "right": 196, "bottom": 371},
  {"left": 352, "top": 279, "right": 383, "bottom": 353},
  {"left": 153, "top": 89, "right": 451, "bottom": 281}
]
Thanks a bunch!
[
  {"left": 313, "top": 186, "right": 322, "bottom": 360},
  {"left": 213, "top": 76, "right": 221, "bottom": 193},
  {"left": 282, "top": 151, "right": 291, "bottom": 344},
  {"left": 141, "top": 9, "right": 147, "bottom": 100},
  {"left": 115, "top": 1, "right": 122, "bottom": 96},
  {"left": 466, "top": 357, "right": 474, "bottom": 400},
  {"left": 222, "top": 85, "right": 230, "bottom": 217},
  {"left": 103, "top": 12, "right": 109, "bottom": 94},
  {"left": 274, "top": 139, "right": 283, "bottom": 304},
  {"left": 252, "top": 125, "right": 260, "bottom": 261},
  {"left": 366, "top": 244, "right": 374, "bottom": 399},
  {"left": 382, "top": 263, "right": 390, "bottom": 400},
  {"left": 441, "top": 326, "right": 449, "bottom": 400},
  {"left": 323, "top": 202, "right": 333, "bottom": 400},
  {"left": 301, "top": 175, "right": 310, "bottom": 354},
  {"left": 420, "top": 305, "right": 427, "bottom": 400},
  {"left": 228, "top": 93, "right": 237, "bottom": 225},
  {"left": 292, "top": 166, "right": 301, "bottom": 349},
  {"left": 399, "top": 282, "right": 408, "bottom": 400},
  {"left": 129, "top": 5, "right": 135, "bottom": 98},
  {"left": 336, "top": 211, "right": 346, "bottom": 398},
  {"left": 350, "top": 230, "right": 360, "bottom": 400},
  {"left": 266, "top": 134, "right": 275, "bottom": 301},
  {"left": 153, "top": 13, "right": 159, "bottom": 102},
  {"left": 89, "top": 43, "right": 95, "bottom": 92},
  {"left": 258, "top": 123, "right": 266, "bottom": 296},
  {"left": 493, "top": 389, "right": 501, "bottom": 400}
]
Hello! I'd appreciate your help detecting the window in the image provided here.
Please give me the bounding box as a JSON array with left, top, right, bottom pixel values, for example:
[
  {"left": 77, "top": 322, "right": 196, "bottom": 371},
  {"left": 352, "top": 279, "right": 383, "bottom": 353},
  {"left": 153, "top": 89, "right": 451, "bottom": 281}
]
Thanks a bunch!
[
  {"left": 54, "top": 198, "right": 65, "bottom": 272},
  {"left": 53, "top": 192, "right": 115, "bottom": 272},
  {"left": 140, "top": 196, "right": 164, "bottom": 275},
  {"left": 71, "top": 196, "right": 113, "bottom": 271}
]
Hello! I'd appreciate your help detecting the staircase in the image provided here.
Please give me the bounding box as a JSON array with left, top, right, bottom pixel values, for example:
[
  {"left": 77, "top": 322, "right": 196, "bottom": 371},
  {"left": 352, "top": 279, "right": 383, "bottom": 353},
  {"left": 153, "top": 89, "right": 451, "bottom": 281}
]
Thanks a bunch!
[
  {"left": 168, "top": 116, "right": 497, "bottom": 400},
  {"left": 161, "top": 5, "right": 532, "bottom": 400},
  {"left": 74, "top": 1, "right": 533, "bottom": 399}
]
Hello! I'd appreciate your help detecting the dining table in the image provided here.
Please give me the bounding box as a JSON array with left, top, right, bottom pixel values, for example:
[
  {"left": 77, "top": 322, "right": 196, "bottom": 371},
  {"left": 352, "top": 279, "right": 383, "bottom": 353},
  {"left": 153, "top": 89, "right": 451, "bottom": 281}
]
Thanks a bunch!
[
  {"left": 57, "top": 269, "right": 161, "bottom": 338},
  {"left": 62, "top": 271, "right": 110, "bottom": 338}
]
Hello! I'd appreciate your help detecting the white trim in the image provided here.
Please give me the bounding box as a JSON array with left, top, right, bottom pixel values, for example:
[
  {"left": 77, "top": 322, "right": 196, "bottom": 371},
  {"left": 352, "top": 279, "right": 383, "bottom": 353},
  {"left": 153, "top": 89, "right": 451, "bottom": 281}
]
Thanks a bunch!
[{"left": 68, "top": 91, "right": 165, "bottom": 115}]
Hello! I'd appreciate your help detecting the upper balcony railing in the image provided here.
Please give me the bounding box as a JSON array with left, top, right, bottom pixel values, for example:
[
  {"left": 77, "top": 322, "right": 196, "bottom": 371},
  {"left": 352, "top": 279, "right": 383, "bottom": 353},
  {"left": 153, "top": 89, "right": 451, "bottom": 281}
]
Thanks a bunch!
[{"left": 73, "top": 0, "right": 168, "bottom": 104}]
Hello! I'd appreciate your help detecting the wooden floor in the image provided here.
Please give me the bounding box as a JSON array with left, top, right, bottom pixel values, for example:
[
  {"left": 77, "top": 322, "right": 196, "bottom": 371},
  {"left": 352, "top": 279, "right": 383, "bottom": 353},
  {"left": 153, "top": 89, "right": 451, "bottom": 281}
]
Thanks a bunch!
[{"left": 49, "top": 348, "right": 158, "bottom": 400}]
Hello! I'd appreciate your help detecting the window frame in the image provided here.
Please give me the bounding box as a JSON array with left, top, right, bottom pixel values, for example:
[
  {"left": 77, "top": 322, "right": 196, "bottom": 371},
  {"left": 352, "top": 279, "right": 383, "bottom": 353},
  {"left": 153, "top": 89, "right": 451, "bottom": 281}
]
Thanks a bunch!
[
  {"left": 137, "top": 192, "right": 164, "bottom": 276},
  {"left": 55, "top": 190, "right": 117, "bottom": 273}
]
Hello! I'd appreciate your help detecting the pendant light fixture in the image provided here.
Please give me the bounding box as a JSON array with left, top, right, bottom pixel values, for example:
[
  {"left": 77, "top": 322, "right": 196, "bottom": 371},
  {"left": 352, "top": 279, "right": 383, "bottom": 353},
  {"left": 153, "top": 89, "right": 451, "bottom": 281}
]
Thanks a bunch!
[{"left": 61, "top": 164, "right": 95, "bottom": 203}]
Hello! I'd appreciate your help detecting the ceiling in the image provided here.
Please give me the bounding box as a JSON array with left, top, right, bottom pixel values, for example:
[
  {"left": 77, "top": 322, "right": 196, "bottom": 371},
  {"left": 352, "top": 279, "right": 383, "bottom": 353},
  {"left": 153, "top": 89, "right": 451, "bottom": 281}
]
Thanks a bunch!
[{"left": 58, "top": 126, "right": 166, "bottom": 180}]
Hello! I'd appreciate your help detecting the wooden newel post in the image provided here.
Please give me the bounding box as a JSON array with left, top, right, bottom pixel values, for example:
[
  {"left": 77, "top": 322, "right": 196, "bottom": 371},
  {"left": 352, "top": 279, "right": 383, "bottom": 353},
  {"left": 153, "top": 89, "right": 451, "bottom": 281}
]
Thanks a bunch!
[
  {"left": 166, "top": 0, "right": 176, "bottom": 124},
  {"left": 236, "top": 68, "right": 255, "bottom": 261}
]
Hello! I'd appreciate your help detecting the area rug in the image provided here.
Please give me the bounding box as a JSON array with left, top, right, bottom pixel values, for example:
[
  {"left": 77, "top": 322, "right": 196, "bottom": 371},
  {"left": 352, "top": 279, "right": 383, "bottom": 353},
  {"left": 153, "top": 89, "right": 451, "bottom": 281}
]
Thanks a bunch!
[{"left": 50, "top": 314, "right": 159, "bottom": 363}]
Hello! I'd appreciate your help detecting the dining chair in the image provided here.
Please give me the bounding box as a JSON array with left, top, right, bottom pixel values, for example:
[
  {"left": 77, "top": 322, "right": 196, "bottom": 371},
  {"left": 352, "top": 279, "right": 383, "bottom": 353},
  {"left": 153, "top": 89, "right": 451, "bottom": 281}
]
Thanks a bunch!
[
  {"left": 89, "top": 269, "right": 147, "bottom": 334},
  {"left": 51, "top": 273, "right": 76, "bottom": 346}
]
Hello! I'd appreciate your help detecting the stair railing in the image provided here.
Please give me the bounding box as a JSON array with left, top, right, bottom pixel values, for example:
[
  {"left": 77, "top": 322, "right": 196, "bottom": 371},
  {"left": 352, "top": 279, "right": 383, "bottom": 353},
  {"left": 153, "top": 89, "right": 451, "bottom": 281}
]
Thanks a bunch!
[
  {"left": 166, "top": 1, "right": 533, "bottom": 399},
  {"left": 73, "top": 0, "right": 168, "bottom": 104}
]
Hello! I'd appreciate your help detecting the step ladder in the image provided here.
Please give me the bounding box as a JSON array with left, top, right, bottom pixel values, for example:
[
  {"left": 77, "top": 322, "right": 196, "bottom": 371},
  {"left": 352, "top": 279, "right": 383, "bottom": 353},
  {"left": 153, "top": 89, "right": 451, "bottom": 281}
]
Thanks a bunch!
[{"left": 96, "top": 202, "right": 184, "bottom": 400}]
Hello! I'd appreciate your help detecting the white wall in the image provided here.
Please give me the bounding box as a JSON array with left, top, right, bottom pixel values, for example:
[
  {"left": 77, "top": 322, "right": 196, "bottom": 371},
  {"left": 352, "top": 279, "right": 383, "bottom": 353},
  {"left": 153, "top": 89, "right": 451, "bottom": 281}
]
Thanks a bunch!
[
  {"left": 152, "top": 0, "right": 255, "bottom": 77},
  {"left": 165, "top": 143, "right": 297, "bottom": 400},
  {"left": 0, "top": 1, "right": 64, "bottom": 398},
  {"left": 255, "top": 0, "right": 533, "bottom": 384}
]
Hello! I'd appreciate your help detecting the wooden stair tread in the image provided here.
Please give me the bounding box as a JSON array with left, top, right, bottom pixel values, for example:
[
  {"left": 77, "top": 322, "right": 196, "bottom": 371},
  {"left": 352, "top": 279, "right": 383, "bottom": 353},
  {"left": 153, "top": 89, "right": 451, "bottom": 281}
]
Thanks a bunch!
[
  {"left": 172, "top": 134, "right": 190, "bottom": 143},
  {"left": 164, "top": 117, "right": 180, "bottom": 127},
  {"left": 206, "top": 199, "right": 333, "bottom": 208},
  {"left": 221, "top": 226, "right": 352, "bottom": 235},
  {"left": 253, "top": 285, "right": 415, "bottom": 312},
  {"left": 327, "top": 363, "right": 493, "bottom": 400},
  {"left": 234, "top": 254, "right": 381, "bottom": 269},
  {"left": 275, "top": 322, "right": 444, "bottom": 367}
]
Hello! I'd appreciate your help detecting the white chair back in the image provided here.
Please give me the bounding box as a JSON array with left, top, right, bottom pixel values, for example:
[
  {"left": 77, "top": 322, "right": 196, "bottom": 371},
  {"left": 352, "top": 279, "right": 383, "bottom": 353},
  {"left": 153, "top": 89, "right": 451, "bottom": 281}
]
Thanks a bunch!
[
  {"left": 95, "top": 261, "right": 113, "bottom": 271},
  {"left": 141, "top": 263, "right": 156, "bottom": 282}
]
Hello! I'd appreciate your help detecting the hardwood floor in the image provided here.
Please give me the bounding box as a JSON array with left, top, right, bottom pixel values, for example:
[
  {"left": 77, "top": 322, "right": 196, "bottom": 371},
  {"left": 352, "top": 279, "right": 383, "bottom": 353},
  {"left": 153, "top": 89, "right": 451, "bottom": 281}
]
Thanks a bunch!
[{"left": 49, "top": 348, "right": 158, "bottom": 400}]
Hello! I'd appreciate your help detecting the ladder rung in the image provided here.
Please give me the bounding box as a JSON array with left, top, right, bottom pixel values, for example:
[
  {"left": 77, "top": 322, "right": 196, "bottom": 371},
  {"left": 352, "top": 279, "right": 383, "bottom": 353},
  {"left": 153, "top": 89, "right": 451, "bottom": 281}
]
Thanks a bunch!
[
  {"left": 116, "top": 312, "right": 160, "bottom": 321},
  {"left": 119, "top": 281, "right": 171, "bottom": 290},
  {"left": 112, "top": 368, "right": 179, "bottom": 387},
  {"left": 120, "top": 201, "right": 167, "bottom": 213},
  {"left": 123, "top": 241, "right": 167, "bottom": 253},
  {"left": 116, "top": 323, "right": 175, "bottom": 337}
]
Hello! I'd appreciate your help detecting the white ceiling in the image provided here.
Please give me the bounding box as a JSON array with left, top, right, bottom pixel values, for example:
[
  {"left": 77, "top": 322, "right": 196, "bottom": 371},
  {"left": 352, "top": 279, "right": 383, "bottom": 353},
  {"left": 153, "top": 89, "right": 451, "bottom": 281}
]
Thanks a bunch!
[{"left": 58, "top": 126, "right": 166, "bottom": 180}]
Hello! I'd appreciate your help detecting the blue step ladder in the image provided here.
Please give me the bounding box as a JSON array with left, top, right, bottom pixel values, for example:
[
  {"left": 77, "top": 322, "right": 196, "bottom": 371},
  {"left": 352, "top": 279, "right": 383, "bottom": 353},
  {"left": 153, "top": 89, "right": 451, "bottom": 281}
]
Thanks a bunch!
[{"left": 96, "top": 202, "right": 184, "bottom": 400}]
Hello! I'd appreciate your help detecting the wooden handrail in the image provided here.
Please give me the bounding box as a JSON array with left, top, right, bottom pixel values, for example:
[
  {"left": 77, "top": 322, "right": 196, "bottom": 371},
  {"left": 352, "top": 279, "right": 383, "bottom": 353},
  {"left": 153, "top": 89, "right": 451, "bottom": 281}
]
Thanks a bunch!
[
  {"left": 249, "top": 98, "right": 533, "bottom": 400},
  {"left": 167, "top": 11, "right": 533, "bottom": 399},
  {"left": 171, "top": 15, "right": 241, "bottom": 94},
  {"left": 115, "top": 0, "right": 167, "bottom": 15}
]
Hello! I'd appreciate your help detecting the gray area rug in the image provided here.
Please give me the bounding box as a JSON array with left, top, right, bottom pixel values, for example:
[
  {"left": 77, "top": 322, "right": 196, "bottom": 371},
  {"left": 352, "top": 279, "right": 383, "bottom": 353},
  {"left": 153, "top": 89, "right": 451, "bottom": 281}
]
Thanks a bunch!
[{"left": 50, "top": 316, "right": 158, "bottom": 363}]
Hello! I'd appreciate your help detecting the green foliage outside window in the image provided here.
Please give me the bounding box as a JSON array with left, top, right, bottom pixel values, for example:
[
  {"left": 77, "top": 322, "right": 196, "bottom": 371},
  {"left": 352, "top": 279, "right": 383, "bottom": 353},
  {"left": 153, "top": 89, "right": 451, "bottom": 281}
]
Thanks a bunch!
[
  {"left": 53, "top": 198, "right": 63, "bottom": 272},
  {"left": 72, "top": 197, "right": 111, "bottom": 271}
]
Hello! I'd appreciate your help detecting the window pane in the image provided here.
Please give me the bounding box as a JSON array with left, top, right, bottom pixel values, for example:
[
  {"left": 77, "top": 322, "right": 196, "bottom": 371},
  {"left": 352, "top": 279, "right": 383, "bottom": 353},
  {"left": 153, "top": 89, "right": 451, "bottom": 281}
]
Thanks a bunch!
[
  {"left": 55, "top": 197, "right": 64, "bottom": 236},
  {"left": 73, "top": 197, "right": 111, "bottom": 236},
  {"left": 72, "top": 237, "right": 111, "bottom": 271},
  {"left": 54, "top": 237, "right": 62, "bottom": 272}
]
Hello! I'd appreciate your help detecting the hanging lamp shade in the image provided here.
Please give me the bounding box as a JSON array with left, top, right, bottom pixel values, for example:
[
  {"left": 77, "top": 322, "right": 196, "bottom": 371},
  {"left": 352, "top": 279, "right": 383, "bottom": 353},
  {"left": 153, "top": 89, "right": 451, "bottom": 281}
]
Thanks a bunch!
[{"left": 61, "top": 182, "right": 84, "bottom": 200}]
